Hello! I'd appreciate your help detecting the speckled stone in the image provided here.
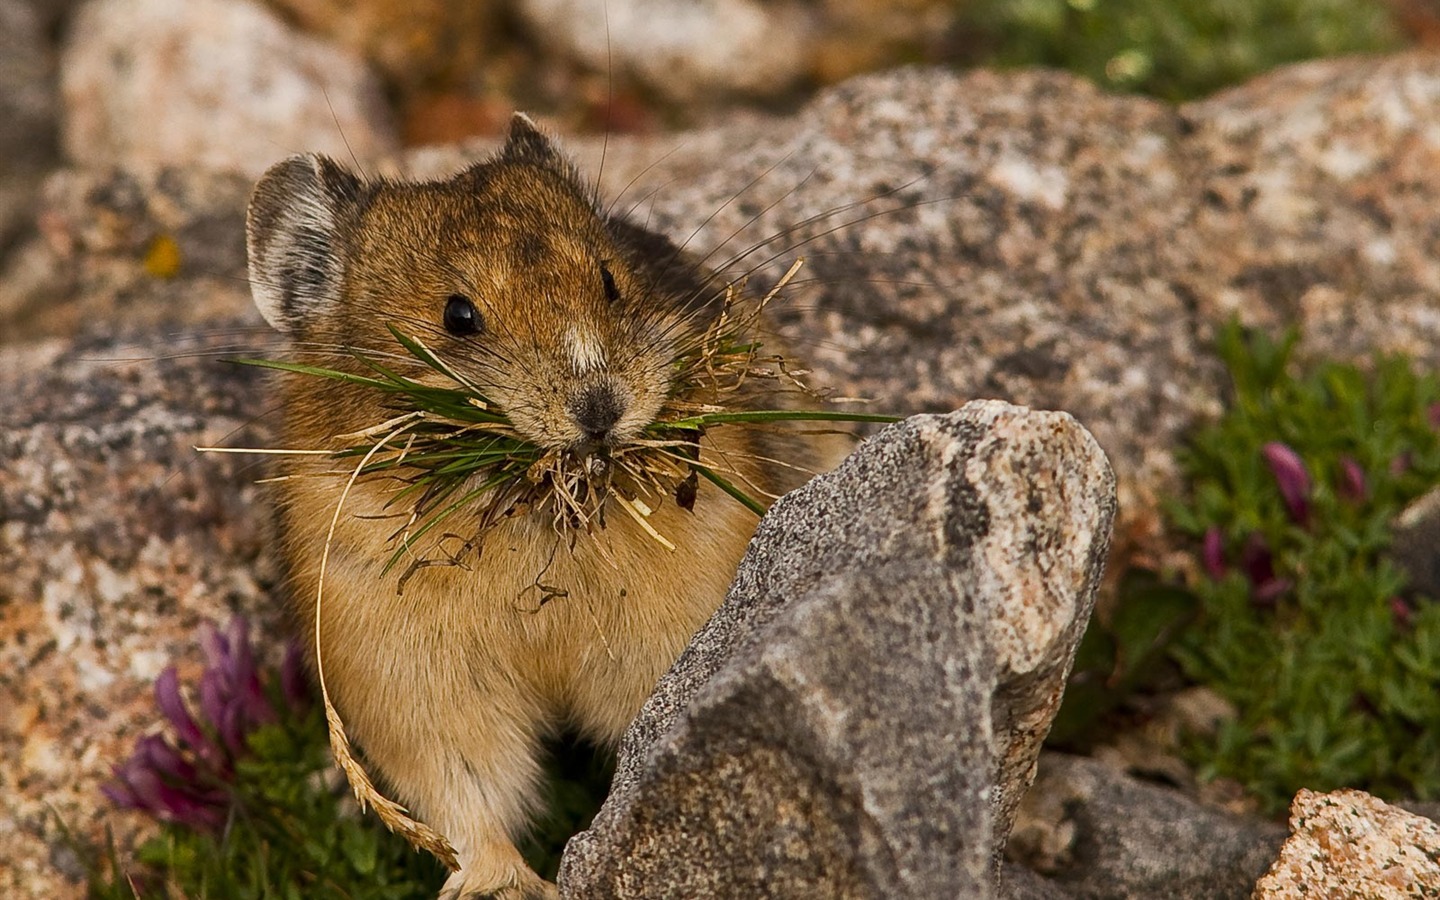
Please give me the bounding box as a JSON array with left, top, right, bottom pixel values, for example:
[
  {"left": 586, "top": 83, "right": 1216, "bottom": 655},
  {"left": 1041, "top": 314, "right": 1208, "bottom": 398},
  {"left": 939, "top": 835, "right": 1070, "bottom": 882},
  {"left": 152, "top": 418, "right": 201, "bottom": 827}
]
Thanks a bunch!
[
  {"left": 517, "top": 0, "right": 810, "bottom": 102},
  {"left": 0, "top": 327, "right": 285, "bottom": 899},
  {"left": 1253, "top": 788, "right": 1440, "bottom": 899},
  {"left": 0, "top": 167, "right": 255, "bottom": 344},
  {"left": 1009, "top": 753, "right": 1286, "bottom": 899},
  {"left": 60, "top": 0, "right": 396, "bottom": 175},
  {"left": 559, "top": 402, "right": 1117, "bottom": 898}
]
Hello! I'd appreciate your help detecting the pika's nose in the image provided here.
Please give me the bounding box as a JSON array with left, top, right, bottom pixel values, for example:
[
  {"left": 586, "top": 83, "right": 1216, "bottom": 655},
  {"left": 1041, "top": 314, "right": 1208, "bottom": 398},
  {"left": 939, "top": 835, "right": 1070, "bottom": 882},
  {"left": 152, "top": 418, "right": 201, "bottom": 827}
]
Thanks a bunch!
[{"left": 568, "top": 383, "right": 625, "bottom": 442}]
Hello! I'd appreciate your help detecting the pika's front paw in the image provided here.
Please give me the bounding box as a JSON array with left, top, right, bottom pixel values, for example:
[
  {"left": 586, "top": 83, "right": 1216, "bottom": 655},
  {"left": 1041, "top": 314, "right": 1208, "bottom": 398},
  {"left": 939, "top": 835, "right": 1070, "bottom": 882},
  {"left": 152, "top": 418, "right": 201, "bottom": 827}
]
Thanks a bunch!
[{"left": 439, "top": 867, "right": 560, "bottom": 900}]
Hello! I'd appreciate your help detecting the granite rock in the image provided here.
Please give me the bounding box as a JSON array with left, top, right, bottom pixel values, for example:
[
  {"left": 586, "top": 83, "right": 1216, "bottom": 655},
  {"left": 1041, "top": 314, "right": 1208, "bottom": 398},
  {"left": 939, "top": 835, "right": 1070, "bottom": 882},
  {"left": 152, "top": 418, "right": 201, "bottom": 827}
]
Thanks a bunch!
[
  {"left": 517, "top": 0, "right": 810, "bottom": 102},
  {"left": 0, "top": 0, "right": 57, "bottom": 171},
  {"left": 1253, "top": 788, "right": 1440, "bottom": 899},
  {"left": 559, "top": 402, "right": 1117, "bottom": 898},
  {"left": 60, "top": 0, "right": 397, "bottom": 176},
  {"left": 0, "top": 166, "right": 256, "bottom": 344},
  {"left": 1008, "top": 753, "right": 1286, "bottom": 899},
  {"left": 1390, "top": 485, "right": 1440, "bottom": 602},
  {"left": 0, "top": 326, "right": 284, "bottom": 899}
]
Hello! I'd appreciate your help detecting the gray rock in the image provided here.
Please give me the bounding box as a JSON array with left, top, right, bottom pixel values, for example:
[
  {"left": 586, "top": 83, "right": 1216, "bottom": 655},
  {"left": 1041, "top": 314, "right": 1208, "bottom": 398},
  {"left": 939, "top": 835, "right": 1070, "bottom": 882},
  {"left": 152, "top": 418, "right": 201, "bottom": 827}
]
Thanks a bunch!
[
  {"left": 560, "top": 402, "right": 1117, "bottom": 898},
  {"left": 59, "top": 0, "right": 397, "bottom": 176},
  {"left": 517, "top": 0, "right": 810, "bottom": 102},
  {"left": 1008, "top": 753, "right": 1286, "bottom": 900},
  {"left": 1390, "top": 486, "right": 1440, "bottom": 601},
  {"left": 0, "top": 166, "right": 255, "bottom": 344},
  {"left": 0, "top": 0, "right": 56, "bottom": 170}
]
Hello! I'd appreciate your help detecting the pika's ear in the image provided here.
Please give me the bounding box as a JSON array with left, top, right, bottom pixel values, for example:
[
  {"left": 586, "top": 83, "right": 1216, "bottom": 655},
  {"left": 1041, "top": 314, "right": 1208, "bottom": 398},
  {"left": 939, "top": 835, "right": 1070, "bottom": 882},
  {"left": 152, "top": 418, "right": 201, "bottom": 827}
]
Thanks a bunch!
[
  {"left": 245, "top": 154, "right": 363, "bottom": 334},
  {"left": 500, "top": 112, "right": 569, "bottom": 173}
]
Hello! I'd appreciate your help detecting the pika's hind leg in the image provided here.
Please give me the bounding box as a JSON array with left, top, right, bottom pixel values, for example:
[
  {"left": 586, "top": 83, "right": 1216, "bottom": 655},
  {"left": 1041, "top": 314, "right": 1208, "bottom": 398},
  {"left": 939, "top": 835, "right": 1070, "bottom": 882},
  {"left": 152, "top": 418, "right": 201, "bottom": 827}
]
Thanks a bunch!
[
  {"left": 407, "top": 732, "right": 558, "bottom": 900},
  {"left": 359, "top": 704, "right": 554, "bottom": 900}
]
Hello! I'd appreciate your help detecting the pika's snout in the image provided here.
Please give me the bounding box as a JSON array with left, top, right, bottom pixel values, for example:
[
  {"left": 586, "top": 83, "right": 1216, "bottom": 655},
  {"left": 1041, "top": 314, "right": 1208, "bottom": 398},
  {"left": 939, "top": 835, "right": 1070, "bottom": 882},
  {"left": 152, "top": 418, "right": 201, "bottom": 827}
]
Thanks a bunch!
[{"left": 568, "top": 381, "right": 628, "bottom": 444}]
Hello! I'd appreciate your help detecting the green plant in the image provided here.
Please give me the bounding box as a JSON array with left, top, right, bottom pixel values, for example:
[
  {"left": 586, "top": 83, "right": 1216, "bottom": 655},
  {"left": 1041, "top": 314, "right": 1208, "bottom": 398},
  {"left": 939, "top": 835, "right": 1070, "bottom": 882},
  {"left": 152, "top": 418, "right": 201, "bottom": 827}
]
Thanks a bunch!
[
  {"left": 962, "top": 0, "right": 1402, "bottom": 101},
  {"left": 85, "top": 619, "right": 608, "bottom": 898},
  {"left": 1048, "top": 568, "right": 1198, "bottom": 748},
  {"left": 1170, "top": 321, "right": 1440, "bottom": 813}
]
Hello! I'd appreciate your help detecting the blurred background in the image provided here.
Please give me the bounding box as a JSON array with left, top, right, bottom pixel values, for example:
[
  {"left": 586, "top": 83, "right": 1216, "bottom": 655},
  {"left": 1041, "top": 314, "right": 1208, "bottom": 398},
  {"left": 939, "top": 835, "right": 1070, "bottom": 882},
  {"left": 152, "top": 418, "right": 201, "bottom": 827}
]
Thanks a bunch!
[
  {"left": 4, "top": 0, "right": 1438, "bottom": 304},
  {"left": 6, "top": 0, "right": 1440, "bottom": 176}
]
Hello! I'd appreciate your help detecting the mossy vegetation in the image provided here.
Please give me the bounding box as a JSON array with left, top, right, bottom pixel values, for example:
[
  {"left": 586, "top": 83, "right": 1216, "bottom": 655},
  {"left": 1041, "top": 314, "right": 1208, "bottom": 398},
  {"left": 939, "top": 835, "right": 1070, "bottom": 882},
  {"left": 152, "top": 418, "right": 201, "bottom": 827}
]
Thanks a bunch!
[
  {"left": 961, "top": 0, "right": 1402, "bottom": 101},
  {"left": 1169, "top": 322, "right": 1440, "bottom": 813}
]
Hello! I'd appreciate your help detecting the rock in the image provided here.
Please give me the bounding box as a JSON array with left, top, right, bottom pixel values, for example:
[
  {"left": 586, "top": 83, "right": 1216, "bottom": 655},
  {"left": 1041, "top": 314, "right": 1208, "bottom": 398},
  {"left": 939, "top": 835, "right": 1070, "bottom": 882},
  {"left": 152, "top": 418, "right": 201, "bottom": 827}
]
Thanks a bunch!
[
  {"left": 1008, "top": 753, "right": 1286, "bottom": 899},
  {"left": 60, "top": 0, "right": 397, "bottom": 176},
  {"left": 1390, "top": 485, "right": 1440, "bottom": 601},
  {"left": 0, "top": 325, "right": 284, "bottom": 899},
  {"left": 559, "top": 403, "right": 1117, "bottom": 898},
  {"left": 1253, "top": 788, "right": 1440, "bottom": 899},
  {"left": 1182, "top": 54, "right": 1440, "bottom": 366},
  {"left": 517, "top": 0, "right": 811, "bottom": 102},
  {"left": 0, "top": 167, "right": 256, "bottom": 345}
]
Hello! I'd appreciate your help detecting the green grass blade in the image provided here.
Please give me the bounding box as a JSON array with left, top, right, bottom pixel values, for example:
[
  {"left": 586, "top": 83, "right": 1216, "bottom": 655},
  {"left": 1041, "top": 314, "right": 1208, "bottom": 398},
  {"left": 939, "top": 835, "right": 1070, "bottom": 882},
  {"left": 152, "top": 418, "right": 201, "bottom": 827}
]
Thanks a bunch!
[{"left": 692, "top": 465, "right": 766, "bottom": 517}]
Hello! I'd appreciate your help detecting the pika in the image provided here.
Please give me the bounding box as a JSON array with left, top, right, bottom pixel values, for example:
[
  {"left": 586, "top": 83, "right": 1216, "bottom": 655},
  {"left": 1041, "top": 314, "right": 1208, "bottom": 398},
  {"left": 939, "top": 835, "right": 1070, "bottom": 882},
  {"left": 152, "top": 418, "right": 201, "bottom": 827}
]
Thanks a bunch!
[{"left": 245, "top": 114, "right": 841, "bottom": 899}]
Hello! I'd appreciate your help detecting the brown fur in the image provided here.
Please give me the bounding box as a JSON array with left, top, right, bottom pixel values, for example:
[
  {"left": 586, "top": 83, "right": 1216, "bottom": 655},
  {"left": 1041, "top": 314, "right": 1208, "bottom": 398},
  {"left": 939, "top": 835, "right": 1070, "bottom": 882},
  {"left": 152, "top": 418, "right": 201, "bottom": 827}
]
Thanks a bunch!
[{"left": 246, "top": 114, "right": 841, "bottom": 899}]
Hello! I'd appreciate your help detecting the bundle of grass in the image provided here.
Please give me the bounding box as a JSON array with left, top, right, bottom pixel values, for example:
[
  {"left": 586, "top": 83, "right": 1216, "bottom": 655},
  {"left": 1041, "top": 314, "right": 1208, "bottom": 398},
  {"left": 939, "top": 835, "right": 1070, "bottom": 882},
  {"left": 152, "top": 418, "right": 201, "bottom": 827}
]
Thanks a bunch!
[{"left": 231, "top": 263, "right": 894, "bottom": 574}]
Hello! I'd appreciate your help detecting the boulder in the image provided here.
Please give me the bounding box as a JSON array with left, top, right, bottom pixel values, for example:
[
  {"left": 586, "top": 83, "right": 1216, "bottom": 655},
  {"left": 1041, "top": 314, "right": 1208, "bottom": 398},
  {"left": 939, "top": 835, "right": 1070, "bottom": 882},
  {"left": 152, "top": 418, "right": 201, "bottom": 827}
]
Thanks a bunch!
[
  {"left": 60, "top": 0, "right": 397, "bottom": 176},
  {"left": 559, "top": 403, "right": 1117, "bottom": 898},
  {"left": 0, "top": 167, "right": 254, "bottom": 344},
  {"left": 1253, "top": 788, "right": 1440, "bottom": 899},
  {"left": 516, "top": 0, "right": 810, "bottom": 102},
  {"left": 1009, "top": 753, "right": 1286, "bottom": 899}
]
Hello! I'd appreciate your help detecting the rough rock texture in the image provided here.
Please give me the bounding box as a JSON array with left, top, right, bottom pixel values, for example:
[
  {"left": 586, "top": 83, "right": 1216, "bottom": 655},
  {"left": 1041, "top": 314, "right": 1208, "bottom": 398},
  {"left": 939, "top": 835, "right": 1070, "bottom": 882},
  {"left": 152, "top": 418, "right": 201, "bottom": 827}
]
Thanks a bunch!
[
  {"left": 0, "top": 0, "right": 57, "bottom": 173},
  {"left": 1253, "top": 788, "right": 1440, "bottom": 899},
  {"left": 517, "top": 0, "right": 810, "bottom": 101},
  {"left": 559, "top": 402, "right": 1117, "bottom": 899},
  {"left": 0, "top": 166, "right": 256, "bottom": 344},
  {"left": 0, "top": 329, "right": 284, "bottom": 899},
  {"left": 1391, "top": 485, "right": 1440, "bottom": 601},
  {"left": 1008, "top": 753, "right": 1286, "bottom": 899},
  {"left": 60, "top": 0, "right": 397, "bottom": 176},
  {"left": 0, "top": 167, "right": 255, "bottom": 343}
]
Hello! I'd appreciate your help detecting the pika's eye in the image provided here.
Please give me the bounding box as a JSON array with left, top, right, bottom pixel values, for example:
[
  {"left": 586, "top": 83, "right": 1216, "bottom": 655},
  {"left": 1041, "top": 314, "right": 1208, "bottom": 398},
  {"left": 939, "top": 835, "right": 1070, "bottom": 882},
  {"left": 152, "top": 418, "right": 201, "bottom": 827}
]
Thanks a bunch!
[
  {"left": 599, "top": 263, "right": 621, "bottom": 304},
  {"left": 443, "top": 294, "right": 483, "bottom": 336}
]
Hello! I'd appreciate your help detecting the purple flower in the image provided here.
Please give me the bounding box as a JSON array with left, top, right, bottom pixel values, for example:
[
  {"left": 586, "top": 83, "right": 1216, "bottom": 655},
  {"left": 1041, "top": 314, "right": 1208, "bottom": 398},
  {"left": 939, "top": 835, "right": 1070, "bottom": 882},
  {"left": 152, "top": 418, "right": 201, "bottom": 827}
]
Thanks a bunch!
[
  {"left": 102, "top": 735, "right": 229, "bottom": 832},
  {"left": 1241, "top": 533, "right": 1291, "bottom": 606},
  {"left": 1391, "top": 596, "right": 1414, "bottom": 628},
  {"left": 1428, "top": 403, "right": 1440, "bottom": 430},
  {"left": 1262, "top": 442, "right": 1311, "bottom": 526},
  {"left": 103, "top": 616, "right": 298, "bottom": 833},
  {"left": 1202, "top": 526, "right": 1227, "bottom": 579},
  {"left": 1337, "top": 456, "right": 1368, "bottom": 504}
]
